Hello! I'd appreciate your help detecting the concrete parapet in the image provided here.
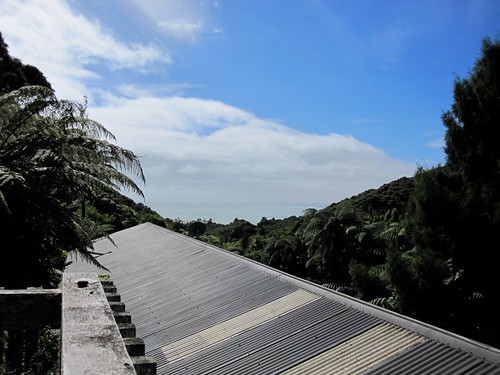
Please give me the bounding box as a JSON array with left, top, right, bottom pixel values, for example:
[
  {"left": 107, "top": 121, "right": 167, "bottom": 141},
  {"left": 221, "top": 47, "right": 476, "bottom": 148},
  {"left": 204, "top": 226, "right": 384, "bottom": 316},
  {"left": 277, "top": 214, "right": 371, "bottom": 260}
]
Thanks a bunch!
[{"left": 61, "top": 273, "right": 136, "bottom": 374}]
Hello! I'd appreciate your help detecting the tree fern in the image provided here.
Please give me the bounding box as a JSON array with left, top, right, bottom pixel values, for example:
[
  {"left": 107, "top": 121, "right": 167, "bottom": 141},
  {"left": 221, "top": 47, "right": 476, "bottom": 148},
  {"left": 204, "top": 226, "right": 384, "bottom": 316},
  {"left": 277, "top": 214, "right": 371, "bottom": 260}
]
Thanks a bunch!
[{"left": 0, "top": 85, "right": 145, "bottom": 287}]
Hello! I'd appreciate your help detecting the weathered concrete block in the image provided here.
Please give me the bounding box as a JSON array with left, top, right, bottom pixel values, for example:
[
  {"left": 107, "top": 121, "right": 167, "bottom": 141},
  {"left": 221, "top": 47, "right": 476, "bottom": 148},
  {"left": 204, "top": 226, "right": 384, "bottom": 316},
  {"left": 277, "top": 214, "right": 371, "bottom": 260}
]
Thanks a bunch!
[
  {"left": 109, "top": 301, "right": 126, "bottom": 312},
  {"left": 100, "top": 280, "right": 115, "bottom": 288},
  {"left": 103, "top": 285, "right": 117, "bottom": 293},
  {"left": 119, "top": 323, "right": 136, "bottom": 338},
  {"left": 124, "top": 337, "right": 145, "bottom": 356},
  {"left": 106, "top": 292, "right": 121, "bottom": 302},
  {"left": 132, "top": 356, "right": 157, "bottom": 375},
  {"left": 114, "top": 311, "right": 132, "bottom": 324}
]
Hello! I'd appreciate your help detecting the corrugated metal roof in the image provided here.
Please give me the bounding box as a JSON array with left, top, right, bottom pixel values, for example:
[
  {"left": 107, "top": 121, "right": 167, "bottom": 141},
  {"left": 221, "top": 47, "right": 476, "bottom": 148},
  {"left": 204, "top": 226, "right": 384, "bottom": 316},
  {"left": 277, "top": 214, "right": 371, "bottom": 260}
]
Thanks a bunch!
[
  {"left": 281, "top": 323, "right": 424, "bottom": 375},
  {"left": 66, "top": 222, "right": 500, "bottom": 374},
  {"left": 161, "top": 289, "right": 321, "bottom": 362}
]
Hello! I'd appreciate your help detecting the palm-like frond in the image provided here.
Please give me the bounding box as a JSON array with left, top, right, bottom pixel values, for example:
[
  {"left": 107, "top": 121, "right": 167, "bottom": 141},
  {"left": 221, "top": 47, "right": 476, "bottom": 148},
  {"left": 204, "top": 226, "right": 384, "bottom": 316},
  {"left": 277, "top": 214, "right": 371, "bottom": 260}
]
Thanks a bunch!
[
  {"left": 379, "top": 222, "right": 406, "bottom": 242},
  {"left": 306, "top": 253, "right": 322, "bottom": 269},
  {"left": 370, "top": 296, "right": 396, "bottom": 310}
]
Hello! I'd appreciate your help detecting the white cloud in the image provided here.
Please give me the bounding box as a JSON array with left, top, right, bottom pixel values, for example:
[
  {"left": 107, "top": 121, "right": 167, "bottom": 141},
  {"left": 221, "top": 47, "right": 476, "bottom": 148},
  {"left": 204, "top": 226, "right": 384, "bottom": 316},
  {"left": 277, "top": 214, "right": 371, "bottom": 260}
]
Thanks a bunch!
[
  {"left": 89, "top": 95, "right": 415, "bottom": 223},
  {"left": 0, "top": 0, "right": 170, "bottom": 100},
  {"left": 117, "top": 83, "right": 198, "bottom": 98},
  {"left": 129, "top": 0, "right": 218, "bottom": 41},
  {"left": 158, "top": 20, "right": 203, "bottom": 40},
  {"left": 90, "top": 95, "right": 251, "bottom": 134},
  {"left": 426, "top": 138, "right": 445, "bottom": 148}
]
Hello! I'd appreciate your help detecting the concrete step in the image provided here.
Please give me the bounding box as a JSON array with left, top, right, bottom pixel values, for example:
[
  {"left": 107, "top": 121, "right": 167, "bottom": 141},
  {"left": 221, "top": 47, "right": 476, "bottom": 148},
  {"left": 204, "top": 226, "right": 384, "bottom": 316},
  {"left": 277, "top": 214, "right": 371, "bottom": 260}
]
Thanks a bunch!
[
  {"left": 123, "top": 337, "right": 145, "bottom": 356},
  {"left": 114, "top": 311, "right": 132, "bottom": 324},
  {"left": 132, "top": 356, "right": 157, "bottom": 375},
  {"left": 106, "top": 293, "right": 121, "bottom": 302},
  {"left": 118, "top": 323, "right": 136, "bottom": 338},
  {"left": 101, "top": 279, "right": 118, "bottom": 294},
  {"left": 100, "top": 280, "right": 114, "bottom": 288},
  {"left": 103, "top": 285, "right": 117, "bottom": 293},
  {"left": 109, "top": 302, "right": 125, "bottom": 313}
]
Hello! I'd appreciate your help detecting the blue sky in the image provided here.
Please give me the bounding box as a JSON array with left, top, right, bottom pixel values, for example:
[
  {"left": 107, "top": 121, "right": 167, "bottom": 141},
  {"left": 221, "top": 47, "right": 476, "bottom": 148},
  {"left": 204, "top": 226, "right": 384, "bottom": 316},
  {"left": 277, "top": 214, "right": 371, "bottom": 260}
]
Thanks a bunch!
[{"left": 1, "top": 0, "right": 499, "bottom": 223}]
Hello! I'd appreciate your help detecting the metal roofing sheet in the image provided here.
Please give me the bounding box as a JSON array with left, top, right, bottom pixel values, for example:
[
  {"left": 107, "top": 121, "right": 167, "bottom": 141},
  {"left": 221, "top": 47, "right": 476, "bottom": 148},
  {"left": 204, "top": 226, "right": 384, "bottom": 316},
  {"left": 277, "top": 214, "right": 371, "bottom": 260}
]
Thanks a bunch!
[
  {"left": 66, "top": 222, "right": 500, "bottom": 374},
  {"left": 160, "top": 297, "right": 348, "bottom": 374},
  {"left": 282, "top": 323, "right": 424, "bottom": 374},
  {"left": 160, "top": 306, "right": 380, "bottom": 374},
  {"left": 161, "top": 289, "right": 320, "bottom": 363},
  {"left": 366, "top": 340, "right": 500, "bottom": 375},
  {"left": 204, "top": 310, "right": 380, "bottom": 375}
]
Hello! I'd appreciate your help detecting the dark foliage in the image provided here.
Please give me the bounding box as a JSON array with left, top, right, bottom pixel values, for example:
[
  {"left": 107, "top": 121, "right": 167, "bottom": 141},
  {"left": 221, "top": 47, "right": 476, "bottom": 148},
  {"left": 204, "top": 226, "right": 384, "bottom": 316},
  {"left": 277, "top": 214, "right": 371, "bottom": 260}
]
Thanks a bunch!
[
  {"left": 404, "top": 37, "right": 500, "bottom": 346},
  {"left": 0, "top": 32, "right": 51, "bottom": 93}
]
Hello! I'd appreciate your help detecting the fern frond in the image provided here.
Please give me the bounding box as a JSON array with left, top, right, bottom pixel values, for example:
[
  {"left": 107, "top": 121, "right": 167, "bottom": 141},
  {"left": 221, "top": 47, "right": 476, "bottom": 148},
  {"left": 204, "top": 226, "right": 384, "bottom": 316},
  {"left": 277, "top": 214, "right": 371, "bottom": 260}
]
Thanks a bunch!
[{"left": 370, "top": 296, "right": 396, "bottom": 310}]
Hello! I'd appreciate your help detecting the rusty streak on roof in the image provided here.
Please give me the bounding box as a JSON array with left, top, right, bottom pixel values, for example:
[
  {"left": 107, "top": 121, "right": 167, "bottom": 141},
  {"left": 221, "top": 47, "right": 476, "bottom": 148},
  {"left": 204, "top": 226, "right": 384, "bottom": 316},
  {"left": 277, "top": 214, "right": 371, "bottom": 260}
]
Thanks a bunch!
[{"left": 66, "top": 222, "right": 500, "bottom": 374}]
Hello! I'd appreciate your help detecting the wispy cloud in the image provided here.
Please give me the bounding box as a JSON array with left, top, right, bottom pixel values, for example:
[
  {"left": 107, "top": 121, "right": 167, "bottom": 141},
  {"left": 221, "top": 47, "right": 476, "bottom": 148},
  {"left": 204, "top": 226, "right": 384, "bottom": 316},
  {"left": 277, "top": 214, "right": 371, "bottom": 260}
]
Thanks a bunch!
[
  {"left": 116, "top": 83, "right": 199, "bottom": 98},
  {"left": 423, "top": 129, "right": 445, "bottom": 149},
  {"left": 426, "top": 138, "right": 445, "bottom": 148},
  {"left": 158, "top": 20, "right": 203, "bottom": 40},
  {"left": 0, "top": 0, "right": 170, "bottom": 100},
  {"left": 129, "top": 0, "right": 220, "bottom": 41}
]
